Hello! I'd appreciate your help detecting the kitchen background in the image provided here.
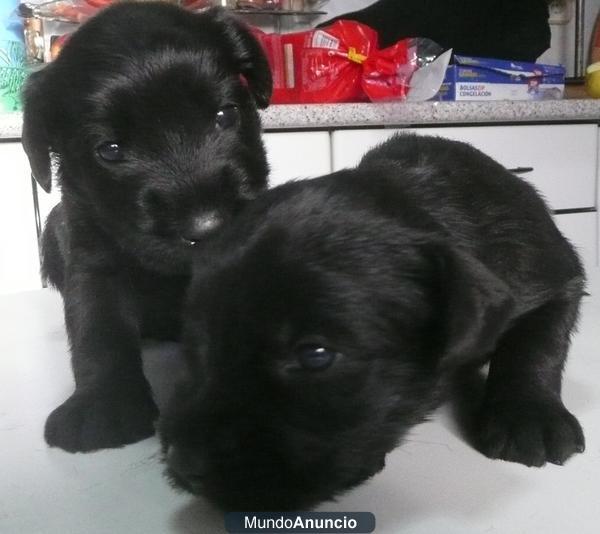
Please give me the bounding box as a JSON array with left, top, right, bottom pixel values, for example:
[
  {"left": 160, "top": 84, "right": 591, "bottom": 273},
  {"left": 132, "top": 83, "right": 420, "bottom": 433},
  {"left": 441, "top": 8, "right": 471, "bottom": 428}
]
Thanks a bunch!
[
  {"left": 18, "top": 0, "right": 600, "bottom": 75},
  {"left": 323, "top": 0, "right": 600, "bottom": 76},
  {"left": 227, "top": 0, "right": 595, "bottom": 76},
  {"left": 537, "top": 0, "right": 600, "bottom": 73},
  {"left": 2, "top": 0, "right": 600, "bottom": 296},
  {"left": 319, "top": 1, "right": 600, "bottom": 75}
]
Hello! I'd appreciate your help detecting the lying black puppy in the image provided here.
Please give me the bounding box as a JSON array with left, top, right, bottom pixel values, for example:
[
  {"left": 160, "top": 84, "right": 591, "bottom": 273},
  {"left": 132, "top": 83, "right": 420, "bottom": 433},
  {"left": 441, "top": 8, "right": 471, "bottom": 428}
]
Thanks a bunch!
[
  {"left": 160, "top": 134, "right": 585, "bottom": 510},
  {"left": 21, "top": 2, "right": 272, "bottom": 452}
]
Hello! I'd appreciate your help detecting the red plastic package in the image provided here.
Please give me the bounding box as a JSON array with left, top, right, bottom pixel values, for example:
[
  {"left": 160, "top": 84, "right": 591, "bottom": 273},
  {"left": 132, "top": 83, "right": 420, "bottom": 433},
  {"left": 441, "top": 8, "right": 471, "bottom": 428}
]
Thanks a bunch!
[{"left": 252, "top": 20, "right": 413, "bottom": 104}]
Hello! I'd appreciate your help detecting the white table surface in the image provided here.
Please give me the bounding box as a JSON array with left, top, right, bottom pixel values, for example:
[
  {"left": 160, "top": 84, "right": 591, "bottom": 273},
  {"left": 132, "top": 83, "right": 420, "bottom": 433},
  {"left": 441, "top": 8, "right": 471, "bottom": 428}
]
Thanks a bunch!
[{"left": 1, "top": 270, "right": 599, "bottom": 534}]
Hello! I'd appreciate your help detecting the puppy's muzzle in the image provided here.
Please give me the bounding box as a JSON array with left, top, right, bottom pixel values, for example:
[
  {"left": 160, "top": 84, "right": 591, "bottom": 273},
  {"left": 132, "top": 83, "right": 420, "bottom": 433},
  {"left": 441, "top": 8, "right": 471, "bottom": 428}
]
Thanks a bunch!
[{"left": 181, "top": 211, "right": 222, "bottom": 245}]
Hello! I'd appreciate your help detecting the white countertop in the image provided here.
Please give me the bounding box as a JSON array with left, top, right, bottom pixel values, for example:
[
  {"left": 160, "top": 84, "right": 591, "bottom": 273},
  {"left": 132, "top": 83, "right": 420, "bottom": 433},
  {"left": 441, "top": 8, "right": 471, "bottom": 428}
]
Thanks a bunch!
[
  {"left": 1, "top": 270, "right": 599, "bottom": 534},
  {"left": 2, "top": 99, "right": 600, "bottom": 139}
]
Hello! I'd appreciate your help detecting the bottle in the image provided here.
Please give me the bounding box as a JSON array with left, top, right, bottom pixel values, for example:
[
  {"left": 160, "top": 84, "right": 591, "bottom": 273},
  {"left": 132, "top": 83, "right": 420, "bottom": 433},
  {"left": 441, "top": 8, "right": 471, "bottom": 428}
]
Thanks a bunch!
[
  {"left": 590, "top": 9, "right": 600, "bottom": 65},
  {"left": 0, "top": 0, "right": 26, "bottom": 112},
  {"left": 18, "top": 3, "right": 44, "bottom": 64}
]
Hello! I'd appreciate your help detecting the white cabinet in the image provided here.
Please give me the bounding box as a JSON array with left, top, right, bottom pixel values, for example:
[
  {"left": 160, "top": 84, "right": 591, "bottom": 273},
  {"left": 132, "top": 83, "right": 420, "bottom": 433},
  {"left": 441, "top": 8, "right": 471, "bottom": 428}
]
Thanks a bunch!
[
  {"left": 263, "top": 131, "right": 331, "bottom": 187},
  {"left": 0, "top": 141, "right": 42, "bottom": 294},
  {"left": 332, "top": 125, "right": 598, "bottom": 211}
]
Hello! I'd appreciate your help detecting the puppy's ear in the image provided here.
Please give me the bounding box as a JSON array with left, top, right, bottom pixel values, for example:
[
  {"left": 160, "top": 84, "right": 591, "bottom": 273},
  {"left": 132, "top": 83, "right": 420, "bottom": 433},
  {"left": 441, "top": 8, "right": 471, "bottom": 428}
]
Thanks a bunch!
[
  {"left": 22, "top": 69, "right": 54, "bottom": 193},
  {"left": 429, "top": 243, "right": 515, "bottom": 369},
  {"left": 210, "top": 8, "right": 273, "bottom": 108}
]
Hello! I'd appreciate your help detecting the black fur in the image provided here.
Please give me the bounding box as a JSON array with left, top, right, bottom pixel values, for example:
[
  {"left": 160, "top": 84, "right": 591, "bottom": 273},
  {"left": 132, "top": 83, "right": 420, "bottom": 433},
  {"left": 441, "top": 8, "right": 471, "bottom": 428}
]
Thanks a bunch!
[
  {"left": 320, "top": 0, "right": 551, "bottom": 62},
  {"left": 21, "top": 1, "right": 272, "bottom": 452},
  {"left": 159, "top": 134, "right": 585, "bottom": 511}
]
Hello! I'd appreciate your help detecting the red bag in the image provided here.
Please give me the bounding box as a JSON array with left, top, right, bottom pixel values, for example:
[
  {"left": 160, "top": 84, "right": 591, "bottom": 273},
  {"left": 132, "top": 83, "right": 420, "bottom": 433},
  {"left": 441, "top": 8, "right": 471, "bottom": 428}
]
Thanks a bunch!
[{"left": 252, "top": 20, "right": 414, "bottom": 104}]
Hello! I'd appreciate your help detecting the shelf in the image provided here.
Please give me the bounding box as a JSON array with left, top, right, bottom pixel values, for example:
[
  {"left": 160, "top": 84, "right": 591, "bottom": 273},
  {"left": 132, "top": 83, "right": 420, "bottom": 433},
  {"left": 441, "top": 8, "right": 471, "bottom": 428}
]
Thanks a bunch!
[{"left": 232, "top": 9, "right": 326, "bottom": 15}]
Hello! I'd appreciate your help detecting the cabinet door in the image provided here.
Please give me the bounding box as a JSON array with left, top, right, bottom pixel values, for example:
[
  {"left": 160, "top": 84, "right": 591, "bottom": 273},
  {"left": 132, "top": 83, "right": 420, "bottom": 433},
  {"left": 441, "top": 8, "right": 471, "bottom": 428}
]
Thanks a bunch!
[
  {"left": 0, "top": 142, "right": 42, "bottom": 294},
  {"left": 263, "top": 132, "right": 331, "bottom": 187},
  {"left": 332, "top": 125, "right": 598, "bottom": 211}
]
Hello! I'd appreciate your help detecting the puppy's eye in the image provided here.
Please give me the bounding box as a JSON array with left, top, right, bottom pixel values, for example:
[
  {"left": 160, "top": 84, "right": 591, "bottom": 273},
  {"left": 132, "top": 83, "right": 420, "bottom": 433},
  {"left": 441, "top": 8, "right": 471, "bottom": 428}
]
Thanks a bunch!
[
  {"left": 294, "top": 345, "right": 338, "bottom": 371},
  {"left": 215, "top": 105, "right": 240, "bottom": 130},
  {"left": 96, "top": 142, "right": 124, "bottom": 162}
]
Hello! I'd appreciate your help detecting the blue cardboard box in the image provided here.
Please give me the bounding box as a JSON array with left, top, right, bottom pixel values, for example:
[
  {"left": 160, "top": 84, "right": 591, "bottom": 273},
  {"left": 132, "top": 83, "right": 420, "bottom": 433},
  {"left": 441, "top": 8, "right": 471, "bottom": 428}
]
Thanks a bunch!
[{"left": 434, "top": 55, "right": 565, "bottom": 101}]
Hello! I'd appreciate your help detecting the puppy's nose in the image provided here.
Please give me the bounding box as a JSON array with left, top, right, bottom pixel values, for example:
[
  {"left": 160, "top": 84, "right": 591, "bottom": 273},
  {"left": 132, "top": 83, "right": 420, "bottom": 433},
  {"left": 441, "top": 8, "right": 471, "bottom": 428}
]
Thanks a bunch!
[
  {"left": 181, "top": 211, "right": 222, "bottom": 244},
  {"left": 167, "top": 445, "right": 207, "bottom": 492}
]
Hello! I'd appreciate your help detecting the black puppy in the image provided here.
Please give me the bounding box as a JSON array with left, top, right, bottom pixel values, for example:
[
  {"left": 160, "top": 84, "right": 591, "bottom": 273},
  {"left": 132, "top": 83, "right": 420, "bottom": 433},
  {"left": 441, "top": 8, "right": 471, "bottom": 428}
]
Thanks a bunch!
[
  {"left": 21, "top": 2, "right": 272, "bottom": 452},
  {"left": 160, "top": 134, "right": 585, "bottom": 510}
]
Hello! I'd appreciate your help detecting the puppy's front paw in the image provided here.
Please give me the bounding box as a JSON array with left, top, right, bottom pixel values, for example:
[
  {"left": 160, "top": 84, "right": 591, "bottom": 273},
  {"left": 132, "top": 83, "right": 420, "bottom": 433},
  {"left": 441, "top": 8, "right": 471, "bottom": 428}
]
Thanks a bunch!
[
  {"left": 45, "top": 384, "right": 158, "bottom": 452},
  {"left": 476, "top": 398, "right": 585, "bottom": 467}
]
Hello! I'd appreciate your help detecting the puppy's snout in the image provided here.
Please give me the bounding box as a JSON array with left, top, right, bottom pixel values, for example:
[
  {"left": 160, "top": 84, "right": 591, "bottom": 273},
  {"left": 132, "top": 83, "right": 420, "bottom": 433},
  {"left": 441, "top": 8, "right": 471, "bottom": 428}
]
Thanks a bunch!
[
  {"left": 167, "top": 445, "right": 207, "bottom": 493},
  {"left": 181, "top": 211, "right": 222, "bottom": 245}
]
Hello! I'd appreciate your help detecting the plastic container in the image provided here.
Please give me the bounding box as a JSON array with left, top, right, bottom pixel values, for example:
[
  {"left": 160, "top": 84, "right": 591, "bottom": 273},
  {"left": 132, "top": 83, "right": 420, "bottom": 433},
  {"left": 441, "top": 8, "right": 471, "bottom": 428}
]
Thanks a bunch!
[
  {"left": 590, "top": 10, "right": 600, "bottom": 65},
  {"left": 0, "top": 0, "right": 25, "bottom": 112}
]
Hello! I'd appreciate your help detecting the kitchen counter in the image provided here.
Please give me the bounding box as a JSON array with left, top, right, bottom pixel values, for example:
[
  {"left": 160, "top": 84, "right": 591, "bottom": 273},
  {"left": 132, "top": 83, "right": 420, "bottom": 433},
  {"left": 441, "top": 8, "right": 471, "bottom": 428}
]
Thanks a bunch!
[
  {"left": 260, "top": 98, "right": 600, "bottom": 130},
  {"left": 1, "top": 270, "right": 599, "bottom": 534},
  {"left": 2, "top": 98, "right": 600, "bottom": 138}
]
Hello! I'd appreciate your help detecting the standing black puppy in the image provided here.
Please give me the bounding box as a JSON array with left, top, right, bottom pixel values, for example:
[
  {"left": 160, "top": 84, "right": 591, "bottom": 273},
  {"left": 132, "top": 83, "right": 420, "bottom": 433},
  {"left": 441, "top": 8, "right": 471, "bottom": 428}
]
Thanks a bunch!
[
  {"left": 21, "top": 2, "right": 272, "bottom": 452},
  {"left": 160, "top": 134, "right": 585, "bottom": 511}
]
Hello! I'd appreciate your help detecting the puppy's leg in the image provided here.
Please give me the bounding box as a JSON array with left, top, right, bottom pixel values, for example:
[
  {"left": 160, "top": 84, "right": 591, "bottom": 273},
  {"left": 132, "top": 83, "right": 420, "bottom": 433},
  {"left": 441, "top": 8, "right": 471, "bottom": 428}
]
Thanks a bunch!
[
  {"left": 45, "top": 271, "right": 158, "bottom": 452},
  {"left": 476, "top": 296, "right": 585, "bottom": 466}
]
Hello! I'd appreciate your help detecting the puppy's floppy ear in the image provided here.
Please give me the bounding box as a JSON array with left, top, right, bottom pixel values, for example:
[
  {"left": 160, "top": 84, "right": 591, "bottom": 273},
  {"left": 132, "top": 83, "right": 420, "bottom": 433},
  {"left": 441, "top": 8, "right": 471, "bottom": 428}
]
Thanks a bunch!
[
  {"left": 429, "top": 242, "right": 515, "bottom": 369},
  {"left": 210, "top": 8, "right": 273, "bottom": 108},
  {"left": 22, "top": 68, "right": 54, "bottom": 193}
]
